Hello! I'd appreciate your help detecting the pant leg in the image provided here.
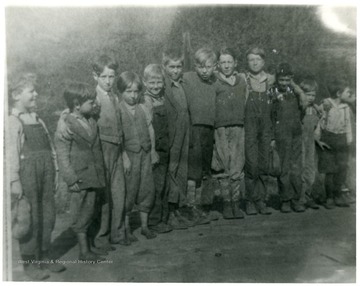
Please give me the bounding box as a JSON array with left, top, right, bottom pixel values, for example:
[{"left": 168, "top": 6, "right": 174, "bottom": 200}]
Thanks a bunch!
[
  {"left": 19, "top": 158, "right": 41, "bottom": 257},
  {"left": 245, "top": 117, "right": 259, "bottom": 202},
  {"left": 199, "top": 126, "right": 215, "bottom": 205},
  {"left": 110, "top": 150, "right": 126, "bottom": 242},
  {"left": 124, "top": 151, "right": 142, "bottom": 214},
  {"left": 149, "top": 155, "right": 168, "bottom": 226},
  {"left": 70, "top": 189, "right": 97, "bottom": 233},
  {"left": 228, "top": 126, "right": 246, "bottom": 201},
  {"left": 333, "top": 146, "right": 349, "bottom": 196},
  {"left": 290, "top": 131, "right": 303, "bottom": 202},
  {"left": 95, "top": 141, "right": 124, "bottom": 247},
  {"left": 212, "top": 127, "right": 228, "bottom": 174},
  {"left": 187, "top": 125, "right": 203, "bottom": 184},
  {"left": 41, "top": 156, "right": 56, "bottom": 252},
  {"left": 137, "top": 150, "right": 155, "bottom": 213}
]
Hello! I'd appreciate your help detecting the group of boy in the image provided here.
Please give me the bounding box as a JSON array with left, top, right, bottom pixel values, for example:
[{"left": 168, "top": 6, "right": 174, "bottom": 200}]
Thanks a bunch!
[{"left": 8, "top": 46, "right": 354, "bottom": 281}]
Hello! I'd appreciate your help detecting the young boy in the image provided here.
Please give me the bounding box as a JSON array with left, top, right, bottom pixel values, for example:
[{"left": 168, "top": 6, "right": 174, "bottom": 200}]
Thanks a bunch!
[
  {"left": 55, "top": 82, "right": 106, "bottom": 262},
  {"left": 143, "top": 64, "right": 173, "bottom": 234},
  {"left": 240, "top": 47, "right": 275, "bottom": 215},
  {"left": 8, "top": 73, "right": 65, "bottom": 280},
  {"left": 161, "top": 48, "right": 194, "bottom": 229},
  {"left": 117, "top": 71, "right": 157, "bottom": 240},
  {"left": 183, "top": 47, "right": 221, "bottom": 222},
  {"left": 268, "top": 63, "right": 305, "bottom": 213},
  {"left": 299, "top": 78, "right": 322, "bottom": 209},
  {"left": 212, "top": 47, "right": 247, "bottom": 219},
  {"left": 57, "top": 55, "right": 127, "bottom": 249},
  {"left": 315, "top": 78, "right": 353, "bottom": 209}
]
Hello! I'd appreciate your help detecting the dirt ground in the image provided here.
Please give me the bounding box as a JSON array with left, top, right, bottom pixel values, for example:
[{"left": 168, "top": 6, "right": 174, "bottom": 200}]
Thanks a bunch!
[{"left": 10, "top": 200, "right": 355, "bottom": 283}]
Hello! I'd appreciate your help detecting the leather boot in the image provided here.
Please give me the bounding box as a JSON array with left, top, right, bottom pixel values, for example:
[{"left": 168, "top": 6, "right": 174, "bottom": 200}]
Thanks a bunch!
[
  {"left": 222, "top": 201, "right": 234, "bottom": 219},
  {"left": 231, "top": 201, "right": 245, "bottom": 219}
]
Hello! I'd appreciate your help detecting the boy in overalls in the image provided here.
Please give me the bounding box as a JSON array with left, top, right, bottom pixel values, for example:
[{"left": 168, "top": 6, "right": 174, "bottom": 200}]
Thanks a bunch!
[
  {"left": 241, "top": 47, "right": 275, "bottom": 215},
  {"left": 8, "top": 73, "right": 65, "bottom": 280}
]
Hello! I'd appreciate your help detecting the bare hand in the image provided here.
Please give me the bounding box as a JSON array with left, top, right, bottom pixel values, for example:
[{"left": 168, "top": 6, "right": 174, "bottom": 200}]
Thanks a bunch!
[
  {"left": 11, "top": 181, "right": 23, "bottom": 199},
  {"left": 151, "top": 150, "right": 160, "bottom": 165},
  {"left": 69, "top": 181, "right": 81, "bottom": 192},
  {"left": 270, "top": 140, "right": 276, "bottom": 149},
  {"left": 55, "top": 171, "right": 60, "bottom": 192},
  {"left": 122, "top": 152, "right": 131, "bottom": 175},
  {"left": 317, "top": 140, "right": 331, "bottom": 151}
]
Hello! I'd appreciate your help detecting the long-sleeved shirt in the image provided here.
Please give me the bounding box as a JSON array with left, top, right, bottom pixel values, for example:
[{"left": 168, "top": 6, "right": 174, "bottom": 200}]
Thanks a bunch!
[
  {"left": 315, "top": 98, "right": 353, "bottom": 144},
  {"left": 8, "top": 108, "right": 57, "bottom": 183}
]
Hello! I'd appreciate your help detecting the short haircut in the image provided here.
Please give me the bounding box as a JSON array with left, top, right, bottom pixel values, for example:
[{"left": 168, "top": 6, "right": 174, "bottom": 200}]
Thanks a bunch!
[
  {"left": 143, "top": 64, "right": 164, "bottom": 81},
  {"left": 117, "top": 71, "right": 143, "bottom": 94},
  {"left": 92, "top": 54, "right": 119, "bottom": 76},
  {"left": 327, "top": 78, "right": 350, "bottom": 99},
  {"left": 162, "top": 48, "right": 184, "bottom": 66},
  {"left": 246, "top": 47, "right": 266, "bottom": 60},
  {"left": 9, "top": 72, "right": 37, "bottom": 99},
  {"left": 194, "top": 47, "right": 217, "bottom": 65},
  {"left": 276, "top": 62, "right": 293, "bottom": 77},
  {"left": 63, "top": 81, "right": 95, "bottom": 111},
  {"left": 299, "top": 78, "right": 319, "bottom": 93},
  {"left": 218, "top": 47, "right": 237, "bottom": 61}
]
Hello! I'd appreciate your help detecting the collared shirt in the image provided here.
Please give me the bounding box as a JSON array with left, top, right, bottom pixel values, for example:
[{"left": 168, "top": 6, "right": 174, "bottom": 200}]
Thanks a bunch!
[
  {"left": 240, "top": 70, "right": 275, "bottom": 93},
  {"left": 170, "top": 78, "right": 187, "bottom": 109},
  {"left": 96, "top": 85, "right": 118, "bottom": 107},
  {"left": 8, "top": 108, "right": 57, "bottom": 183},
  {"left": 317, "top": 98, "right": 352, "bottom": 143},
  {"left": 121, "top": 101, "right": 152, "bottom": 126},
  {"left": 218, "top": 71, "right": 237, "bottom": 86}
]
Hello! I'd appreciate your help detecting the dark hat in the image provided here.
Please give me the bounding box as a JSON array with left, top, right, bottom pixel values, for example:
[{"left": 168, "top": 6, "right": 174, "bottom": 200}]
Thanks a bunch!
[{"left": 276, "top": 63, "right": 293, "bottom": 77}]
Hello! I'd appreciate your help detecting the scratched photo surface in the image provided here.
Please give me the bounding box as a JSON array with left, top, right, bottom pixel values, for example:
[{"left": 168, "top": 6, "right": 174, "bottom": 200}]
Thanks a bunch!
[{"left": 3, "top": 4, "right": 356, "bottom": 282}]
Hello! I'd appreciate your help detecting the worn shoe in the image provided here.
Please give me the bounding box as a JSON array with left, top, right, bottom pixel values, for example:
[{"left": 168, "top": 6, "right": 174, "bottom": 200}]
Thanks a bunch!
[
  {"left": 192, "top": 207, "right": 211, "bottom": 225},
  {"left": 175, "top": 210, "right": 196, "bottom": 227},
  {"left": 334, "top": 195, "right": 350, "bottom": 207},
  {"left": 168, "top": 212, "right": 188, "bottom": 230},
  {"left": 127, "top": 232, "right": 139, "bottom": 243},
  {"left": 255, "top": 200, "right": 272, "bottom": 215},
  {"left": 149, "top": 222, "right": 173, "bottom": 234},
  {"left": 41, "top": 262, "right": 66, "bottom": 273},
  {"left": 222, "top": 201, "right": 234, "bottom": 219},
  {"left": 292, "top": 202, "right": 306, "bottom": 213},
  {"left": 95, "top": 243, "right": 116, "bottom": 252},
  {"left": 324, "top": 198, "right": 335, "bottom": 209},
  {"left": 231, "top": 201, "right": 245, "bottom": 219},
  {"left": 305, "top": 199, "right": 320, "bottom": 210},
  {"left": 79, "top": 251, "right": 105, "bottom": 262},
  {"left": 24, "top": 264, "right": 50, "bottom": 281},
  {"left": 207, "top": 210, "right": 222, "bottom": 221},
  {"left": 343, "top": 192, "right": 356, "bottom": 204},
  {"left": 90, "top": 246, "right": 109, "bottom": 255},
  {"left": 245, "top": 201, "right": 257, "bottom": 215},
  {"left": 280, "top": 201, "right": 292, "bottom": 213},
  {"left": 141, "top": 228, "right": 157, "bottom": 239}
]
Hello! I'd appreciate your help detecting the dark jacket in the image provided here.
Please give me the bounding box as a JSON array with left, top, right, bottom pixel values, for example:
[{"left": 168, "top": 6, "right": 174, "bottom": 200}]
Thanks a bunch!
[{"left": 55, "top": 114, "right": 106, "bottom": 190}]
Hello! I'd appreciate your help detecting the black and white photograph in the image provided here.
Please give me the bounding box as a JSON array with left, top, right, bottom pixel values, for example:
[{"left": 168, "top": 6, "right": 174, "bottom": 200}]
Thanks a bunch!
[{"left": 2, "top": 1, "right": 357, "bottom": 282}]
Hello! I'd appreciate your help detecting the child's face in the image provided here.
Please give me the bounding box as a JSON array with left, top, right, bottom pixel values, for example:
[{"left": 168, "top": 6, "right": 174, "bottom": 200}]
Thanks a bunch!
[
  {"left": 163, "top": 60, "right": 183, "bottom": 82},
  {"left": 122, "top": 83, "right": 140, "bottom": 106},
  {"left": 93, "top": 66, "right": 116, "bottom": 93},
  {"left": 144, "top": 76, "right": 164, "bottom": 96},
  {"left": 277, "top": 75, "right": 292, "bottom": 92},
  {"left": 13, "top": 84, "right": 38, "bottom": 112},
  {"left": 338, "top": 87, "right": 351, "bottom": 102},
  {"left": 195, "top": 59, "right": 216, "bottom": 81},
  {"left": 79, "top": 99, "right": 96, "bottom": 116},
  {"left": 305, "top": 91, "right": 316, "bottom": 106},
  {"left": 218, "top": 54, "right": 237, "bottom": 77},
  {"left": 247, "top": 54, "right": 265, "bottom": 74}
]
